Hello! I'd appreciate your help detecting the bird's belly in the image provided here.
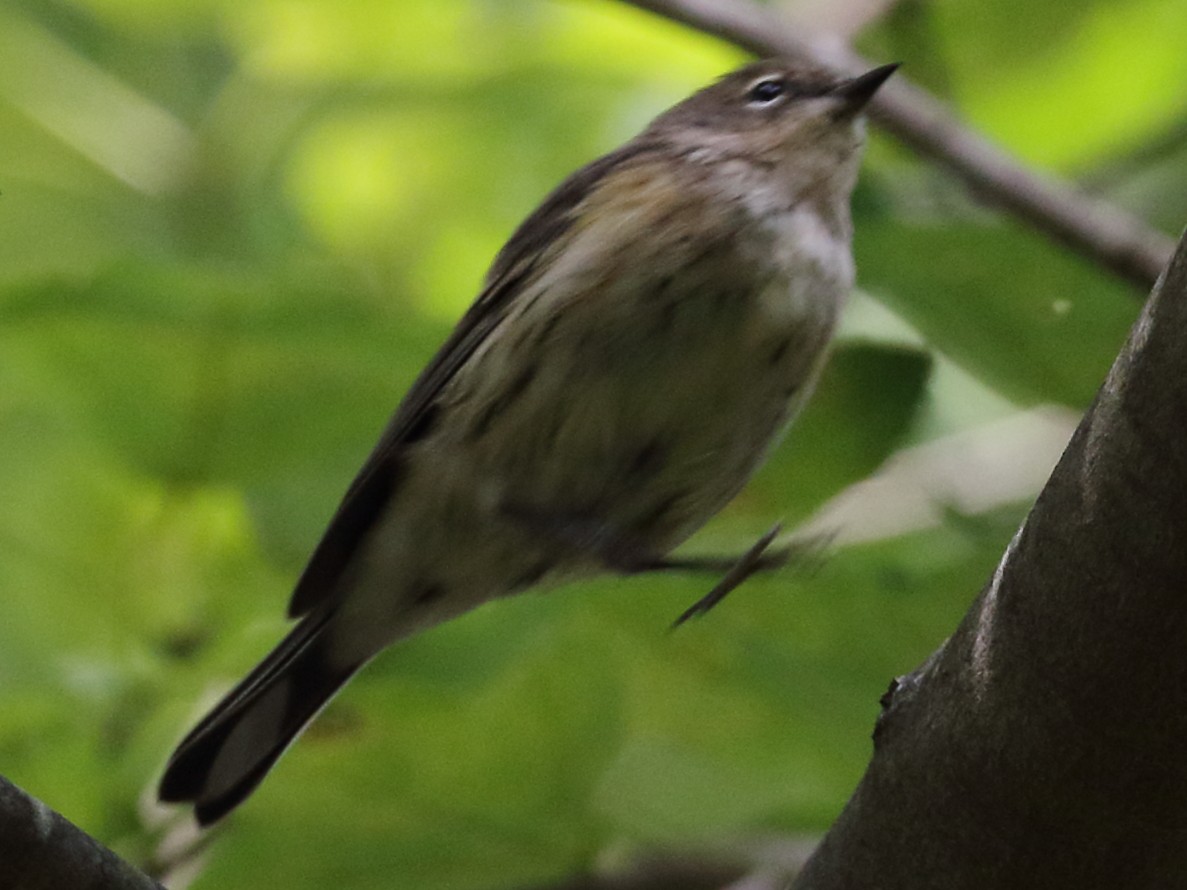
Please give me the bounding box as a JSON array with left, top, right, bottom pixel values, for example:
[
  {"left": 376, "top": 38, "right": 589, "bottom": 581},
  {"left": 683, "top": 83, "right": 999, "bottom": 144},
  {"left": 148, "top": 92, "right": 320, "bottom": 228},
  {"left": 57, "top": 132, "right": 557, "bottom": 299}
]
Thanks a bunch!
[
  {"left": 343, "top": 240, "right": 846, "bottom": 650},
  {"left": 447, "top": 268, "right": 842, "bottom": 555}
]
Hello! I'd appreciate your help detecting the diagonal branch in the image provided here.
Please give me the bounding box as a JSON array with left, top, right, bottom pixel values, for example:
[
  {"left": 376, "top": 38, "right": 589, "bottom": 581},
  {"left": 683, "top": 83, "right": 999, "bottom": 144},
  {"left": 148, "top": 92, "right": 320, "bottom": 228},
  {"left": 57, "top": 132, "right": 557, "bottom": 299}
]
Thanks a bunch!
[
  {"left": 0, "top": 774, "right": 164, "bottom": 890},
  {"left": 511, "top": 837, "right": 819, "bottom": 890},
  {"left": 621, "top": 0, "right": 1176, "bottom": 291}
]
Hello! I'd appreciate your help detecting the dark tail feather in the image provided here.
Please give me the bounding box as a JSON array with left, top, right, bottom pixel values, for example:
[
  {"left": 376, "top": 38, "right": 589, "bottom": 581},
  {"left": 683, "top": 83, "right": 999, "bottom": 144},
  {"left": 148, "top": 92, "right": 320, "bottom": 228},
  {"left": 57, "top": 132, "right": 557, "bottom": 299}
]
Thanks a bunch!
[{"left": 158, "top": 611, "right": 363, "bottom": 825}]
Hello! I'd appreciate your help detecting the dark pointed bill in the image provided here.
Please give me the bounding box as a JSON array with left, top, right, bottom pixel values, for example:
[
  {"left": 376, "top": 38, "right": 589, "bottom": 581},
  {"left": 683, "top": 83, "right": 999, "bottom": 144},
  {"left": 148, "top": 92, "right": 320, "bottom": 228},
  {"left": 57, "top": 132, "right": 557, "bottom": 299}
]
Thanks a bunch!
[{"left": 831, "top": 62, "right": 900, "bottom": 115}]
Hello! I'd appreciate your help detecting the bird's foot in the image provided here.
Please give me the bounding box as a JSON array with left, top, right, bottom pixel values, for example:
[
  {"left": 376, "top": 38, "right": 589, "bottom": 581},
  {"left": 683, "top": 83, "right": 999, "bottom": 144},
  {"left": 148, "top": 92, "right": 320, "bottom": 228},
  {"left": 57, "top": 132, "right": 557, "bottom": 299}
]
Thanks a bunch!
[{"left": 501, "top": 503, "right": 831, "bottom": 625}]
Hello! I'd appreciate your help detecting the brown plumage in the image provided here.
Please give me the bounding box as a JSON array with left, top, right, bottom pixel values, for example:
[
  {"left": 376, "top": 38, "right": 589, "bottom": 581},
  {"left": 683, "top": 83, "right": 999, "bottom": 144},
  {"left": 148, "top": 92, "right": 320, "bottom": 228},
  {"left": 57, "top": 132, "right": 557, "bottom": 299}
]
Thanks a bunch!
[{"left": 159, "top": 58, "right": 896, "bottom": 825}]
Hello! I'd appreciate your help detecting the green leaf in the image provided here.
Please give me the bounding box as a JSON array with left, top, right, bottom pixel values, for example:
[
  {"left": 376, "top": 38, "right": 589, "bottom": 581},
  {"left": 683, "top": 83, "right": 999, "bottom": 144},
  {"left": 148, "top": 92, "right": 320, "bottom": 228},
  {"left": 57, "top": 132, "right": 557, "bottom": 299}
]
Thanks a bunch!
[
  {"left": 747, "top": 340, "right": 933, "bottom": 524},
  {"left": 855, "top": 218, "right": 1137, "bottom": 407}
]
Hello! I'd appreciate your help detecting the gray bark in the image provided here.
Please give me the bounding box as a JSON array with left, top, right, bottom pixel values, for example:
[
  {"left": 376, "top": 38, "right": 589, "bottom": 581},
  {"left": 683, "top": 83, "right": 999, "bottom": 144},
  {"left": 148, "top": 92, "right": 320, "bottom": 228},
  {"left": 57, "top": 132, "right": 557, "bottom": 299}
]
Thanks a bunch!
[
  {"left": 795, "top": 227, "right": 1187, "bottom": 888},
  {"left": 0, "top": 775, "right": 162, "bottom": 890}
]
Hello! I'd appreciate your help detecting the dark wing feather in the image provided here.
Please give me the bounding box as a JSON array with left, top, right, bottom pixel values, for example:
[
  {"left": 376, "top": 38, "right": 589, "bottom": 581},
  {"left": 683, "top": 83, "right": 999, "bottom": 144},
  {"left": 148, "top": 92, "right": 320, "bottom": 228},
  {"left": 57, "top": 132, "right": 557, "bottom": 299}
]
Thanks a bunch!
[
  {"left": 158, "top": 607, "right": 335, "bottom": 800},
  {"left": 287, "top": 140, "right": 662, "bottom": 618}
]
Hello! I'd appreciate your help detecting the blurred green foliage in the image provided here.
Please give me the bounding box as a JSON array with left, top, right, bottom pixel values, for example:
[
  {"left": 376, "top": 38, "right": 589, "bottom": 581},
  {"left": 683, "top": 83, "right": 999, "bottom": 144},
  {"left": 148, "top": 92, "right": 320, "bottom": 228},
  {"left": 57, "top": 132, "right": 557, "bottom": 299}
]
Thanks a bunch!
[{"left": 0, "top": 0, "right": 1183, "bottom": 887}]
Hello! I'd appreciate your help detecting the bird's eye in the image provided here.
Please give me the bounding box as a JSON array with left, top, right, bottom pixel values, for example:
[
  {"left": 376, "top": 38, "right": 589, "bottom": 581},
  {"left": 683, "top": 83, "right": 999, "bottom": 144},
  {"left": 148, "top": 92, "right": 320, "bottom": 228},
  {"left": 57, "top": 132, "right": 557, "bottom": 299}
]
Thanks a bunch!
[{"left": 747, "top": 78, "right": 786, "bottom": 105}]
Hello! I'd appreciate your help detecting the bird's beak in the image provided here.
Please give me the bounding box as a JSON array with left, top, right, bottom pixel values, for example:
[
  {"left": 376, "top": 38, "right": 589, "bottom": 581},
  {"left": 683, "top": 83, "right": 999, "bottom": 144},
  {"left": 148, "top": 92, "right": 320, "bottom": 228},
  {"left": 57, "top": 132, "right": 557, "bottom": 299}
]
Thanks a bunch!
[{"left": 830, "top": 63, "right": 899, "bottom": 117}]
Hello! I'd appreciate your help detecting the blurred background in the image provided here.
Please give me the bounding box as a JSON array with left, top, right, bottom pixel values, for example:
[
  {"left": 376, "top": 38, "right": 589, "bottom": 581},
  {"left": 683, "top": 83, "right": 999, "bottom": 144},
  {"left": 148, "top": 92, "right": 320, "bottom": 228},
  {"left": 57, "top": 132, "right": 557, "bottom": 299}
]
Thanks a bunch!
[{"left": 1, "top": 0, "right": 1185, "bottom": 887}]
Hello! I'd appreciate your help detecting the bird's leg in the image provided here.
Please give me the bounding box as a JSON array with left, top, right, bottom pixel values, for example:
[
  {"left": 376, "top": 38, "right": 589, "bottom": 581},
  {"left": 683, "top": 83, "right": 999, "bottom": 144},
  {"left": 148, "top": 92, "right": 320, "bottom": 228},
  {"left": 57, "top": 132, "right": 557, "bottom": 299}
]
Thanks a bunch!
[
  {"left": 668, "top": 523, "right": 782, "bottom": 627},
  {"left": 501, "top": 503, "right": 828, "bottom": 623},
  {"left": 662, "top": 527, "right": 833, "bottom": 627},
  {"left": 501, "top": 502, "right": 784, "bottom": 573}
]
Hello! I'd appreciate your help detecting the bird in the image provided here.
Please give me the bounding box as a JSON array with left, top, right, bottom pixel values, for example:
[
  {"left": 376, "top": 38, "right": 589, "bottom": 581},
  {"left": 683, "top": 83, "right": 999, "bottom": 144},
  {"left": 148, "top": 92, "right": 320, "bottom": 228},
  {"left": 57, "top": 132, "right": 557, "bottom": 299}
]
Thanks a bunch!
[{"left": 158, "top": 57, "right": 897, "bottom": 825}]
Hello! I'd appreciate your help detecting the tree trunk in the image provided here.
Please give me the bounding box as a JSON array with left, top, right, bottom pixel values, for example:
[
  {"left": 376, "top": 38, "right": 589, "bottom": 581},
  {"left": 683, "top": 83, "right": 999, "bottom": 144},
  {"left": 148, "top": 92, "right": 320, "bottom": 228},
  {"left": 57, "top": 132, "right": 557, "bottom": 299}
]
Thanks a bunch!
[{"left": 795, "top": 228, "right": 1187, "bottom": 888}]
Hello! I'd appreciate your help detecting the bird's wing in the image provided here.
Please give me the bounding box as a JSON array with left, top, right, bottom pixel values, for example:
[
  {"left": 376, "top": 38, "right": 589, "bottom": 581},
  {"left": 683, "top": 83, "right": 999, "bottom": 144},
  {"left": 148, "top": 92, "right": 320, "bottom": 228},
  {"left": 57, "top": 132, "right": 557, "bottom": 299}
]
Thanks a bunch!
[{"left": 287, "top": 141, "right": 662, "bottom": 618}]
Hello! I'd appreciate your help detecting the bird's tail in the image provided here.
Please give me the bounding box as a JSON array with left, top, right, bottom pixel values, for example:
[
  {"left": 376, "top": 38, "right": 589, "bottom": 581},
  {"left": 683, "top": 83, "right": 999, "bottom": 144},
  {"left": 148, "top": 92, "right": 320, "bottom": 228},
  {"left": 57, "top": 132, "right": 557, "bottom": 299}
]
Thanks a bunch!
[{"left": 158, "top": 610, "right": 363, "bottom": 825}]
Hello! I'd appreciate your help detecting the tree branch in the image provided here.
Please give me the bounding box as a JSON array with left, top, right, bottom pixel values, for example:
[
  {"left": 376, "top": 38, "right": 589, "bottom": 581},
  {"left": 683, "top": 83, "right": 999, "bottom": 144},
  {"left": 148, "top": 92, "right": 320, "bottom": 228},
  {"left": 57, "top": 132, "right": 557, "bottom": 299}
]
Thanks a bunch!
[
  {"left": 621, "top": 0, "right": 1176, "bottom": 290},
  {"left": 792, "top": 228, "right": 1187, "bottom": 888},
  {"left": 511, "top": 838, "right": 818, "bottom": 890},
  {"left": 0, "top": 774, "right": 164, "bottom": 890},
  {"left": 515, "top": 857, "right": 744, "bottom": 890}
]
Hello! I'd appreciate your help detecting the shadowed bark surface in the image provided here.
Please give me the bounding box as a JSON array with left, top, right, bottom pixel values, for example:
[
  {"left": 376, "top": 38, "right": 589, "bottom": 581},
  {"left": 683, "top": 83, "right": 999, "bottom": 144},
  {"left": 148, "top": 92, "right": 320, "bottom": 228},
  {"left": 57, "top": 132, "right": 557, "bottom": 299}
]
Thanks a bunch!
[
  {"left": 796, "top": 228, "right": 1187, "bottom": 889},
  {"left": 0, "top": 775, "right": 163, "bottom": 890}
]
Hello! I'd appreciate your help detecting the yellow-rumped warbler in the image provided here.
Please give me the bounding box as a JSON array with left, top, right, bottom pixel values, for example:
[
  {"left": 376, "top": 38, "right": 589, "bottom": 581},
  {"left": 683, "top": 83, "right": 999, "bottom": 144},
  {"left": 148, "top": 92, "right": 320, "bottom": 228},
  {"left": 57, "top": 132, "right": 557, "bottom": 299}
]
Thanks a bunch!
[{"left": 159, "top": 58, "right": 896, "bottom": 824}]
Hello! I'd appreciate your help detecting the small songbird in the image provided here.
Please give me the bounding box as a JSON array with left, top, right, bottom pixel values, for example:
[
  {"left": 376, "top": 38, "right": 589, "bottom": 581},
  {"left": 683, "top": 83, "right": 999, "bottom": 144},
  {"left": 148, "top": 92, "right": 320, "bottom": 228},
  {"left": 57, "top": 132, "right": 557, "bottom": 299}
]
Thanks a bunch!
[{"left": 158, "top": 57, "right": 897, "bottom": 825}]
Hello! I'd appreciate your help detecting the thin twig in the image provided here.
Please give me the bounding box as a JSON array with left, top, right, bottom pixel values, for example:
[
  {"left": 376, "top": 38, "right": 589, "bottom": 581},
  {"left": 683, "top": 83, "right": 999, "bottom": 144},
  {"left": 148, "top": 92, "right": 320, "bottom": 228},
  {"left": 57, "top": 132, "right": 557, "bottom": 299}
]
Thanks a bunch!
[
  {"left": 511, "top": 837, "right": 819, "bottom": 890},
  {"left": 774, "top": 0, "right": 904, "bottom": 41},
  {"left": 621, "top": 0, "right": 1176, "bottom": 291}
]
